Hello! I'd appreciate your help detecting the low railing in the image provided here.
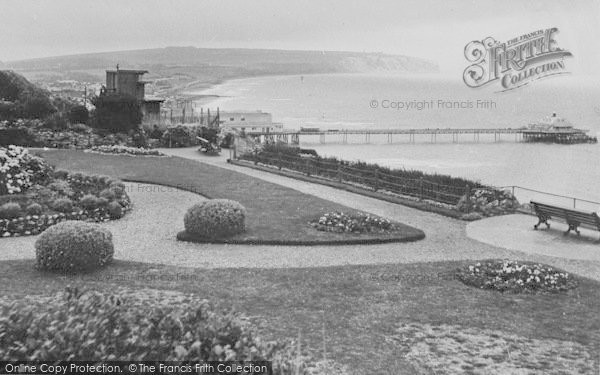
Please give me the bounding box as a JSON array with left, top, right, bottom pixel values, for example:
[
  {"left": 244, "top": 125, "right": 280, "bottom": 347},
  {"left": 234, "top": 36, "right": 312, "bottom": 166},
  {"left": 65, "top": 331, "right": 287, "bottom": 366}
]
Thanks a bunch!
[
  {"left": 239, "top": 151, "right": 497, "bottom": 207},
  {"left": 501, "top": 186, "right": 600, "bottom": 212}
]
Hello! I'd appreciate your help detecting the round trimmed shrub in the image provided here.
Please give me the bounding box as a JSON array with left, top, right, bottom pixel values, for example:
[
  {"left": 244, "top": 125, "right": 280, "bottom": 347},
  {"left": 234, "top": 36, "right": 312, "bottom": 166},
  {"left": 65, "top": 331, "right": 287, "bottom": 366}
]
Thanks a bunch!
[
  {"left": 25, "top": 202, "right": 43, "bottom": 215},
  {"left": 0, "top": 202, "right": 22, "bottom": 219},
  {"left": 107, "top": 201, "right": 123, "bottom": 219},
  {"left": 35, "top": 221, "right": 114, "bottom": 273},
  {"left": 51, "top": 197, "right": 74, "bottom": 213},
  {"left": 184, "top": 199, "right": 246, "bottom": 239}
]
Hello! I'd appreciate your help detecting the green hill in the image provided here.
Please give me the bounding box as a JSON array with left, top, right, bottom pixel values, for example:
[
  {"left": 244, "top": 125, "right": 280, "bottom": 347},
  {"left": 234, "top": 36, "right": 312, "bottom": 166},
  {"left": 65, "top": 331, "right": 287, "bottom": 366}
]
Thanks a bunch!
[
  {"left": 0, "top": 70, "right": 56, "bottom": 120},
  {"left": 5, "top": 47, "right": 439, "bottom": 95}
]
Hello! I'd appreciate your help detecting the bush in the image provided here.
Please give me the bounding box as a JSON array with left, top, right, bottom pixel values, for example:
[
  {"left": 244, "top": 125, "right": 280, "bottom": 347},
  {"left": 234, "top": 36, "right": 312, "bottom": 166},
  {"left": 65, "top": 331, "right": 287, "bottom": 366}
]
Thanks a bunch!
[
  {"left": 0, "top": 202, "right": 22, "bottom": 219},
  {"left": 43, "top": 112, "right": 68, "bottom": 130},
  {"left": 0, "top": 127, "right": 39, "bottom": 147},
  {"left": 184, "top": 199, "right": 246, "bottom": 239},
  {"left": 99, "top": 188, "right": 116, "bottom": 201},
  {"left": 25, "top": 202, "right": 43, "bottom": 215},
  {"left": 51, "top": 197, "right": 74, "bottom": 213},
  {"left": 35, "top": 221, "right": 114, "bottom": 273},
  {"left": 47, "top": 180, "right": 74, "bottom": 197},
  {"left": 91, "top": 93, "right": 142, "bottom": 132},
  {"left": 0, "top": 288, "right": 306, "bottom": 372},
  {"left": 52, "top": 169, "right": 70, "bottom": 180},
  {"left": 79, "top": 194, "right": 102, "bottom": 210},
  {"left": 68, "top": 105, "right": 89, "bottom": 125},
  {"left": 107, "top": 201, "right": 123, "bottom": 219}
]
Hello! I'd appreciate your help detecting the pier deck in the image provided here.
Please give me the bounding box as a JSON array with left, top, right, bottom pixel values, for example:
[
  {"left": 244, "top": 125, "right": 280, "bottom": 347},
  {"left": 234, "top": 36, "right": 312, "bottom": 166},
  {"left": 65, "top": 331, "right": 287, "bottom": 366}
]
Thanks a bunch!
[{"left": 244, "top": 127, "right": 597, "bottom": 145}]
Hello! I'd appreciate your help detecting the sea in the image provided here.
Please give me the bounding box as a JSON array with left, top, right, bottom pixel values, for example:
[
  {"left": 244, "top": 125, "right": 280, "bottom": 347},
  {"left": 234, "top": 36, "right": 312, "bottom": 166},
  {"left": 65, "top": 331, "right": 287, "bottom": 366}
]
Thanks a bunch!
[{"left": 192, "top": 73, "right": 600, "bottom": 208}]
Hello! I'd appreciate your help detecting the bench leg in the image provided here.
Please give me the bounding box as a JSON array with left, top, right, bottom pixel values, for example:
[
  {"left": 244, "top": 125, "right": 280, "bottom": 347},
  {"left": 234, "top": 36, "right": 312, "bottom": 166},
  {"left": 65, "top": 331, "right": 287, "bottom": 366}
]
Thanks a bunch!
[
  {"left": 564, "top": 223, "right": 580, "bottom": 236},
  {"left": 534, "top": 216, "right": 550, "bottom": 230}
]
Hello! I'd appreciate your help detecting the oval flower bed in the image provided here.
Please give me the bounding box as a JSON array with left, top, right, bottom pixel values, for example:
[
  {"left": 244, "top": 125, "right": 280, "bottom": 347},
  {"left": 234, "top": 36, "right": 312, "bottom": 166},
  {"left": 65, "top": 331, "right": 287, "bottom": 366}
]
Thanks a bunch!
[
  {"left": 310, "top": 211, "right": 394, "bottom": 233},
  {"left": 456, "top": 260, "right": 578, "bottom": 294},
  {"left": 85, "top": 145, "right": 167, "bottom": 157},
  {"left": 0, "top": 145, "right": 131, "bottom": 238}
]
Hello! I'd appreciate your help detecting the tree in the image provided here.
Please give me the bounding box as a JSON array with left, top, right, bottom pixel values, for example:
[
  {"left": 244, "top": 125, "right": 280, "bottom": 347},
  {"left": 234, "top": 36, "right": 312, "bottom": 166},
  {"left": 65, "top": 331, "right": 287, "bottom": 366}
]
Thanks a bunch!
[{"left": 91, "top": 93, "right": 142, "bottom": 132}]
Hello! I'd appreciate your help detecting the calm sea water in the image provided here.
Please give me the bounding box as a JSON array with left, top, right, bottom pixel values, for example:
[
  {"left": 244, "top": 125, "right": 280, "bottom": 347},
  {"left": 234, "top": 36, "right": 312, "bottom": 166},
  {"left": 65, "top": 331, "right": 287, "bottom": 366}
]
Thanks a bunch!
[{"left": 195, "top": 73, "right": 600, "bottom": 205}]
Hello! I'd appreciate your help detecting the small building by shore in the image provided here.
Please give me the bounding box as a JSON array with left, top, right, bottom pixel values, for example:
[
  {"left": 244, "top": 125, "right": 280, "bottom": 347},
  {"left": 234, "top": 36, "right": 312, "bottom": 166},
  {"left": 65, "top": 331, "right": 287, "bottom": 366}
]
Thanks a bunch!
[{"left": 219, "top": 110, "right": 283, "bottom": 134}]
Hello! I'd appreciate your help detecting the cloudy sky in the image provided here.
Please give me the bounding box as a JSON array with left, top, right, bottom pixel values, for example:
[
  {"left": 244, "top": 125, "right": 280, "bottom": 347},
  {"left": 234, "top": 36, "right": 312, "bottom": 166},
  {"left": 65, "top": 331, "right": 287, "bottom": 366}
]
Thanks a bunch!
[{"left": 1, "top": 0, "right": 598, "bottom": 74}]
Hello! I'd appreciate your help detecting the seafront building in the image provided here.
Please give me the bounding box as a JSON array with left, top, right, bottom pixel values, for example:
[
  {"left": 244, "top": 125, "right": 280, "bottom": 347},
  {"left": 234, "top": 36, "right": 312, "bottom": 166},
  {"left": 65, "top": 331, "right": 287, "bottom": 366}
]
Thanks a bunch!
[
  {"left": 219, "top": 110, "right": 283, "bottom": 134},
  {"left": 104, "top": 68, "right": 164, "bottom": 126}
]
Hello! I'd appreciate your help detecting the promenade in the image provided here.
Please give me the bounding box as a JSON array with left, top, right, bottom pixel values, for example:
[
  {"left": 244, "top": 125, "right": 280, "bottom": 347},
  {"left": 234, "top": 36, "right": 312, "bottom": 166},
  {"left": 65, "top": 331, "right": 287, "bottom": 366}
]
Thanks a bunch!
[{"left": 160, "top": 147, "right": 600, "bottom": 280}]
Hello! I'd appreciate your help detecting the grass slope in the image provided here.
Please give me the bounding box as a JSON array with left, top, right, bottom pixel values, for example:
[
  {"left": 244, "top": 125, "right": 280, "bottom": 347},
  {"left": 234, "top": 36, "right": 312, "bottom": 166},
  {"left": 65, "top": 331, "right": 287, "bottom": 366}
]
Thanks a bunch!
[
  {"left": 0, "top": 259, "right": 598, "bottom": 374},
  {"left": 37, "top": 150, "right": 424, "bottom": 244}
]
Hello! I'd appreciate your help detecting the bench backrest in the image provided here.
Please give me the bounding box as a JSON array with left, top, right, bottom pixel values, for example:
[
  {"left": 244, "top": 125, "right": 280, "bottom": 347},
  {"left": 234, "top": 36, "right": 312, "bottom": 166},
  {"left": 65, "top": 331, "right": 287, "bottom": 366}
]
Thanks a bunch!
[{"left": 531, "top": 200, "right": 600, "bottom": 228}]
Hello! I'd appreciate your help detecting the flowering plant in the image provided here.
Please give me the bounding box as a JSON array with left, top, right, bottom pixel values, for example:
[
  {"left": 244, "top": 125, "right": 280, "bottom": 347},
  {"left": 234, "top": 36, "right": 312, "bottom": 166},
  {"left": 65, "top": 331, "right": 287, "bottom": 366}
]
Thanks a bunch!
[
  {"left": 456, "top": 260, "right": 578, "bottom": 294},
  {"left": 310, "top": 211, "right": 393, "bottom": 233},
  {"left": 86, "top": 145, "right": 166, "bottom": 157},
  {"left": 0, "top": 145, "right": 49, "bottom": 195}
]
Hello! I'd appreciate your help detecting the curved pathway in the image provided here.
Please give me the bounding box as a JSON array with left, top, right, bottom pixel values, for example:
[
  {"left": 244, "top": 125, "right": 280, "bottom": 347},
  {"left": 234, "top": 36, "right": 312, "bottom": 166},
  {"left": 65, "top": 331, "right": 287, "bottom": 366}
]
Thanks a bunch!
[
  {"left": 467, "top": 214, "right": 600, "bottom": 262},
  {"left": 0, "top": 148, "right": 598, "bottom": 281}
]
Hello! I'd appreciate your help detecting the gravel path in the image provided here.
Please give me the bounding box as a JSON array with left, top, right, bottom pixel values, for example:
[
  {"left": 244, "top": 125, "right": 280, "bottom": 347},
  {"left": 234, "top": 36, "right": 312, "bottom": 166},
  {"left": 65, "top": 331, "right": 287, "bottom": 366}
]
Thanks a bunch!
[{"left": 1, "top": 148, "right": 599, "bottom": 281}]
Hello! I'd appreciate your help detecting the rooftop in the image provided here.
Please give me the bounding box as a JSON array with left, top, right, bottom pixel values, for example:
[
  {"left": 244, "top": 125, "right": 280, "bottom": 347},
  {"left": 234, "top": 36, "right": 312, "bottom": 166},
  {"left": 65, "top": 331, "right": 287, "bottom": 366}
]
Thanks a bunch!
[{"left": 106, "top": 69, "right": 149, "bottom": 74}]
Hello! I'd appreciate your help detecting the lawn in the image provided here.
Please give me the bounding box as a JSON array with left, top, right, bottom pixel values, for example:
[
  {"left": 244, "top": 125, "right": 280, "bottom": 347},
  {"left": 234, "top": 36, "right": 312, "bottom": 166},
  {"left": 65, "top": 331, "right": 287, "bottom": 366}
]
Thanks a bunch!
[
  {"left": 35, "top": 150, "right": 424, "bottom": 244},
  {"left": 4, "top": 149, "right": 597, "bottom": 373},
  {"left": 0, "top": 259, "right": 598, "bottom": 374}
]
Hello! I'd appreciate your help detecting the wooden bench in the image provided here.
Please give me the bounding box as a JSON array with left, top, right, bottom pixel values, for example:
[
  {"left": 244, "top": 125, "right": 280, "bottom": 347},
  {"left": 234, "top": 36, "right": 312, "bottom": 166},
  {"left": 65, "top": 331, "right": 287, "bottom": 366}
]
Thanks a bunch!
[{"left": 530, "top": 200, "right": 600, "bottom": 239}]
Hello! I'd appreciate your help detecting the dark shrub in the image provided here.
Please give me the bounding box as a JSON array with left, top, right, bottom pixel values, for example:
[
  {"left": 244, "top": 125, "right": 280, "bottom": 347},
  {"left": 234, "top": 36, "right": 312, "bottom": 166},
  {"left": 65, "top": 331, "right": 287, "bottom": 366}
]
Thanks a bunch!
[
  {"left": 18, "top": 90, "right": 56, "bottom": 119},
  {"left": 0, "top": 127, "right": 39, "bottom": 147},
  {"left": 35, "top": 221, "right": 114, "bottom": 273},
  {"left": 96, "top": 197, "right": 109, "bottom": 207},
  {"left": 91, "top": 93, "right": 142, "bottom": 132},
  {"left": 184, "top": 199, "right": 246, "bottom": 239},
  {"left": 68, "top": 105, "right": 89, "bottom": 125},
  {"left": 107, "top": 201, "right": 123, "bottom": 219},
  {"left": 99, "top": 188, "right": 116, "bottom": 201},
  {"left": 52, "top": 169, "right": 70, "bottom": 180},
  {"left": 51, "top": 197, "right": 74, "bottom": 213},
  {"left": 0, "top": 202, "right": 21, "bottom": 219},
  {"left": 0, "top": 288, "right": 305, "bottom": 372},
  {"left": 43, "top": 112, "right": 68, "bottom": 130},
  {"left": 69, "top": 122, "right": 91, "bottom": 133},
  {"left": 22, "top": 153, "right": 53, "bottom": 185},
  {"left": 79, "top": 194, "right": 101, "bottom": 210},
  {"left": 47, "top": 180, "right": 74, "bottom": 197},
  {"left": 25, "top": 203, "right": 43, "bottom": 215}
]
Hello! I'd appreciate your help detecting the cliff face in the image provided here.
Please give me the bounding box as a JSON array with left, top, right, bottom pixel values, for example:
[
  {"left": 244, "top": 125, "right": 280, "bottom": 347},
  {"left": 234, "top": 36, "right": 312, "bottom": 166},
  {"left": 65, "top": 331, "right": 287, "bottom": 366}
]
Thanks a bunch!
[{"left": 338, "top": 54, "right": 438, "bottom": 73}]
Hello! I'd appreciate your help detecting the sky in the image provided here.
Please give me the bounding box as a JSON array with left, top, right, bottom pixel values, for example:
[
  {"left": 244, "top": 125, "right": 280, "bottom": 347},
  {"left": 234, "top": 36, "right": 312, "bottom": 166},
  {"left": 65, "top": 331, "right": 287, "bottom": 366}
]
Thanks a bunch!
[{"left": 0, "top": 0, "right": 599, "bottom": 75}]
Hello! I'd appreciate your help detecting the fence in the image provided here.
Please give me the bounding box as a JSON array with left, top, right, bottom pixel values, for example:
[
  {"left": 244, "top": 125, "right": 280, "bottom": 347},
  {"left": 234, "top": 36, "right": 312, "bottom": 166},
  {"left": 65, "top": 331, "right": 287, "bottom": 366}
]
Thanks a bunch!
[
  {"left": 240, "top": 151, "right": 481, "bottom": 206},
  {"left": 502, "top": 186, "right": 600, "bottom": 212}
]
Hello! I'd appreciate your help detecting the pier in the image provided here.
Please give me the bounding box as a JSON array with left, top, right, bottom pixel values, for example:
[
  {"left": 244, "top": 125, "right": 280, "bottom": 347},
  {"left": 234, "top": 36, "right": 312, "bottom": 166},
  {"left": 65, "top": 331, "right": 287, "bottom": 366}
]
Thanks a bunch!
[{"left": 245, "top": 127, "right": 597, "bottom": 145}]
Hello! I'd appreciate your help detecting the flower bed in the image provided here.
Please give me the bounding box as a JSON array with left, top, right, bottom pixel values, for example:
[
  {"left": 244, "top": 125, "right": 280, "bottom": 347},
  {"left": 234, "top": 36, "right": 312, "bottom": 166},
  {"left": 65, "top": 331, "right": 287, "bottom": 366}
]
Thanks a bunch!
[
  {"left": 0, "top": 145, "right": 131, "bottom": 238},
  {"left": 310, "top": 211, "right": 393, "bottom": 233},
  {"left": 455, "top": 260, "right": 578, "bottom": 294},
  {"left": 86, "top": 145, "right": 167, "bottom": 157}
]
